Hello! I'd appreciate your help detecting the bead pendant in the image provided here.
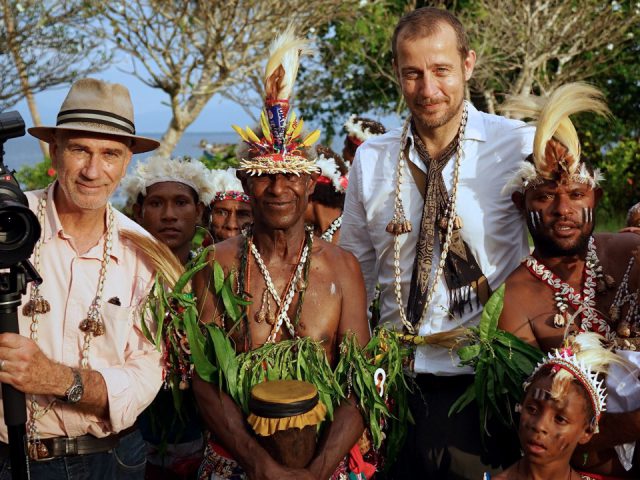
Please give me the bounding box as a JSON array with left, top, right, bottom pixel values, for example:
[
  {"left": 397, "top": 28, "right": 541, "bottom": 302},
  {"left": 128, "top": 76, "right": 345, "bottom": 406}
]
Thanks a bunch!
[
  {"left": 28, "top": 441, "right": 49, "bottom": 460},
  {"left": 617, "top": 321, "right": 631, "bottom": 338},
  {"left": 553, "top": 313, "right": 566, "bottom": 329}
]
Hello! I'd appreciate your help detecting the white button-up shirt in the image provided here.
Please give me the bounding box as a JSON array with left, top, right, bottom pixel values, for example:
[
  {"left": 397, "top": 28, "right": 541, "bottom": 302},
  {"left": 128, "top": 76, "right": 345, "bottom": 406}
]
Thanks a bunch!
[{"left": 340, "top": 102, "right": 534, "bottom": 375}]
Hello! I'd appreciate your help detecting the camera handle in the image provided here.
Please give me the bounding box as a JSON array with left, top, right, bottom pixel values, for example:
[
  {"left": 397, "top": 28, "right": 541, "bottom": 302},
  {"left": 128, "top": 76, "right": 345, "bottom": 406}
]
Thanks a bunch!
[{"left": 0, "top": 261, "right": 42, "bottom": 480}]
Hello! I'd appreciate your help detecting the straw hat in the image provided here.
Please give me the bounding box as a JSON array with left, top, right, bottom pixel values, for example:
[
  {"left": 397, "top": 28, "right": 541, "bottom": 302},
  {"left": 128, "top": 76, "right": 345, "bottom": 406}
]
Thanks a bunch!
[{"left": 29, "top": 78, "right": 160, "bottom": 154}]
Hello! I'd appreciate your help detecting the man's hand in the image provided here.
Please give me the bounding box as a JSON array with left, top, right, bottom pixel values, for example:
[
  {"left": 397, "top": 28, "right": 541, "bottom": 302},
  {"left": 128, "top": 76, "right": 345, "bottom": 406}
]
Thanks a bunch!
[
  {"left": 0, "top": 333, "right": 71, "bottom": 396},
  {"left": 620, "top": 226, "right": 640, "bottom": 235},
  {"left": 250, "top": 461, "right": 317, "bottom": 480}
]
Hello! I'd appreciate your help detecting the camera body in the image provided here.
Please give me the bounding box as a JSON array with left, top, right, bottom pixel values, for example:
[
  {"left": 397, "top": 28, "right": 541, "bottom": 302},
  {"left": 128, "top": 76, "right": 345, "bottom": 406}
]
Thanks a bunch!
[{"left": 0, "top": 111, "right": 41, "bottom": 269}]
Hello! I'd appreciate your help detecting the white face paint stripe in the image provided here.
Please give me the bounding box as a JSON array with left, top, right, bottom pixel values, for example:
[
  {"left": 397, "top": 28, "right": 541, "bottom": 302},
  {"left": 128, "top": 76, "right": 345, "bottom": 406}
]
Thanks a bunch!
[{"left": 532, "top": 388, "right": 551, "bottom": 401}]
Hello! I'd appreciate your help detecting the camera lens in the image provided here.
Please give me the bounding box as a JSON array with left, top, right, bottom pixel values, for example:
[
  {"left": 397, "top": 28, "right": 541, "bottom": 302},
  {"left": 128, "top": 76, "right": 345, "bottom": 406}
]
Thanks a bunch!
[{"left": 0, "top": 211, "right": 28, "bottom": 245}]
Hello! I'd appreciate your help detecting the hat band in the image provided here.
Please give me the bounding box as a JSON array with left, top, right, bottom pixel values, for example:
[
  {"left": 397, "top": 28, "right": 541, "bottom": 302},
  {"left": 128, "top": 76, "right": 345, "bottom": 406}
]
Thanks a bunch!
[{"left": 57, "top": 109, "right": 135, "bottom": 135}]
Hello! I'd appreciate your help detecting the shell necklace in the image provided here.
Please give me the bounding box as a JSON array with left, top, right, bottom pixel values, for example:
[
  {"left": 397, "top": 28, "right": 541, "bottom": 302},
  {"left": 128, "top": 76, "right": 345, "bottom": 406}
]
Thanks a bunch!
[
  {"left": 387, "top": 105, "right": 468, "bottom": 334},
  {"left": 250, "top": 229, "right": 312, "bottom": 343},
  {"left": 25, "top": 187, "right": 114, "bottom": 460},
  {"left": 320, "top": 214, "right": 342, "bottom": 242},
  {"left": 523, "top": 237, "right": 611, "bottom": 338}
]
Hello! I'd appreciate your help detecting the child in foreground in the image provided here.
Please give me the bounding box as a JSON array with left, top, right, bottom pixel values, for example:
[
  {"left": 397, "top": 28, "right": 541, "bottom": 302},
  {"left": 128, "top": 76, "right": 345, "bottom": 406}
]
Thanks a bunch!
[{"left": 486, "top": 332, "right": 624, "bottom": 480}]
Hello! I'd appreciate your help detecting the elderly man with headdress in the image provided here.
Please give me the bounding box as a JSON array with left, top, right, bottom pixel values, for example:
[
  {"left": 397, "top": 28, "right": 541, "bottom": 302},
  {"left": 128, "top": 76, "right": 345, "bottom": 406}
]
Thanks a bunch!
[
  {"left": 498, "top": 82, "right": 640, "bottom": 478},
  {"left": 0, "top": 78, "right": 163, "bottom": 479},
  {"left": 342, "top": 115, "right": 386, "bottom": 164},
  {"left": 304, "top": 145, "right": 349, "bottom": 244},
  {"left": 121, "top": 155, "right": 216, "bottom": 477},
  {"left": 208, "top": 167, "right": 252, "bottom": 243},
  {"left": 191, "top": 30, "right": 374, "bottom": 480}
]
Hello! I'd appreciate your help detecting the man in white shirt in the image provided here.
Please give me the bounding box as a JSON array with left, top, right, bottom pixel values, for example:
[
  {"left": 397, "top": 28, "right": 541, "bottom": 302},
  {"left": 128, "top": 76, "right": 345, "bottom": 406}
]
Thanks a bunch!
[{"left": 340, "top": 7, "right": 533, "bottom": 478}]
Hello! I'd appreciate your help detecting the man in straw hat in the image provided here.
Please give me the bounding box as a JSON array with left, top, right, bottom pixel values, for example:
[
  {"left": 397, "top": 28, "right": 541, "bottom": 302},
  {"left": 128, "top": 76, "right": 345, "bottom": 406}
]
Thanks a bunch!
[
  {"left": 339, "top": 6, "right": 535, "bottom": 478},
  {"left": 192, "top": 30, "right": 371, "bottom": 479},
  {"left": 0, "top": 78, "right": 163, "bottom": 479},
  {"left": 498, "top": 82, "right": 640, "bottom": 478}
]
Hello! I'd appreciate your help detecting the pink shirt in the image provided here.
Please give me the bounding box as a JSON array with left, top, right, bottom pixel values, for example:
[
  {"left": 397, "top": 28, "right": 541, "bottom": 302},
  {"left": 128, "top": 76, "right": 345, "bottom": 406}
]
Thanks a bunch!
[{"left": 0, "top": 183, "right": 163, "bottom": 442}]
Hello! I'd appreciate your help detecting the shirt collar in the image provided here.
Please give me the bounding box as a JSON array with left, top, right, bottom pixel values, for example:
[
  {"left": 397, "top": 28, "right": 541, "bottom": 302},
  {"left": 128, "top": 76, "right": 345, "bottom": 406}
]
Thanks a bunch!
[
  {"left": 401, "top": 100, "right": 487, "bottom": 152},
  {"left": 41, "top": 182, "right": 122, "bottom": 263}
]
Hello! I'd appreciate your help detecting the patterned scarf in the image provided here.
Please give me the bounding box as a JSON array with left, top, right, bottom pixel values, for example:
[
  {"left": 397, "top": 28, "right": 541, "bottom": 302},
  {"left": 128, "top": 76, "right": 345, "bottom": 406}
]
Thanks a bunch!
[{"left": 406, "top": 123, "right": 490, "bottom": 325}]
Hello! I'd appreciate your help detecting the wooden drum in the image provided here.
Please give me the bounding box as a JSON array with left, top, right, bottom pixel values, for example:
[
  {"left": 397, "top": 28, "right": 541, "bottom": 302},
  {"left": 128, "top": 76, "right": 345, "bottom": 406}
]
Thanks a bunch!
[{"left": 247, "top": 379, "right": 326, "bottom": 468}]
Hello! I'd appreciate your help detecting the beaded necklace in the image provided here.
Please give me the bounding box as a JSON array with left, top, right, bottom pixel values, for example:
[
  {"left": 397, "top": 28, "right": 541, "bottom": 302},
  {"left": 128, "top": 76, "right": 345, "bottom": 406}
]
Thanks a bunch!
[
  {"left": 523, "top": 237, "right": 611, "bottom": 338},
  {"left": 249, "top": 228, "right": 313, "bottom": 343},
  {"left": 387, "top": 106, "right": 468, "bottom": 334},
  {"left": 25, "top": 186, "right": 115, "bottom": 459},
  {"left": 320, "top": 214, "right": 342, "bottom": 242}
]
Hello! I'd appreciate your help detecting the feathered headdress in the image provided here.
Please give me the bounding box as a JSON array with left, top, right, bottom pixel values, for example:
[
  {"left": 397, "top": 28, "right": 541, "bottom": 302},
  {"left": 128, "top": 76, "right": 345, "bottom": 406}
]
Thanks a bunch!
[
  {"left": 501, "top": 83, "right": 610, "bottom": 195},
  {"left": 210, "top": 168, "right": 250, "bottom": 204},
  {"left": 524, "top": 332, "right": 625, "bottom": 433},
  {"left": 315, "top": 146, "right": 349, "bottom": 193},
  {"left": 120, "top": 155, "right": 216, "bottom": 206},
  {"left": 343, "top": 115, "right": 386, "bottom": 145},
  {"left": 234, "top": 27, "right": 320, "bottom": 176}
]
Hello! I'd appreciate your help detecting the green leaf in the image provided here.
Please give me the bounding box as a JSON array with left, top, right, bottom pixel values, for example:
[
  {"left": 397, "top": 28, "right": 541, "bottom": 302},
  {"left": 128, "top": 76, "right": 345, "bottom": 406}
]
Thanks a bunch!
[
  {"left": 458, "top": 344, "right": 481, "bottom": 363},
  {"left": 479, "top": 284, "right": 505, "bottom": 341},
  {"left": 184, "top": 309, "right": 217, "bottom": 381},
  {"left": 213, "top": 261, "right": 225, "bottom": 294},
  {"left": 449, "top": 384, "right": 475, "bottom": 416}
]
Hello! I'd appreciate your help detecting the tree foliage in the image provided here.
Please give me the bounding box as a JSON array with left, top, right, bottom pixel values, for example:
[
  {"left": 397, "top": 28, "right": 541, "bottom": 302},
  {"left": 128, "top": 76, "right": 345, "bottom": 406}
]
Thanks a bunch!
[
  {"left": 97, "top": 0, "right": 350, "bottom": 157},
  {"left": 0, "top": 0, "right": 111, "bottom": 110}
]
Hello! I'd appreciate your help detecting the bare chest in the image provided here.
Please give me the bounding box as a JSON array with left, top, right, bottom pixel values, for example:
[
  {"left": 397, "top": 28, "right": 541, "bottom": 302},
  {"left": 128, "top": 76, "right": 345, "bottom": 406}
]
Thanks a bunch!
[{"left": 230, "top": 257, "right": 343, "bottom": 363}]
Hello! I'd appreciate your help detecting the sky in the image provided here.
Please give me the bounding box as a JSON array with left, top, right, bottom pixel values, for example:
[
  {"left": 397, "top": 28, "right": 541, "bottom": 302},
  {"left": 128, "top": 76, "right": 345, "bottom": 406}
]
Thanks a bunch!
[
  {"left": 7, "top": 58, "right": 400, "bottom": 143},
  {"left": 9, "top": 64, "right": 255, "bottom": 135}
]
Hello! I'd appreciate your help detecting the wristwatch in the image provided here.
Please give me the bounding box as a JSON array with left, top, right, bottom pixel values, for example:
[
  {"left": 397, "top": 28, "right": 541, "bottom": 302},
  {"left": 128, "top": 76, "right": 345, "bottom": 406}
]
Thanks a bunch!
[{"left": 60, "top": 368, "right": 84, "bottom": 404}]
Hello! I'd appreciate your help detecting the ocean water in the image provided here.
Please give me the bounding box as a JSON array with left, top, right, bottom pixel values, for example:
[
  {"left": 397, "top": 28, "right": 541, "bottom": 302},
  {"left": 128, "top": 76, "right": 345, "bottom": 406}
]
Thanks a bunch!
[{"left": 2, "top": 131, "right": 237, "bottom": 171}]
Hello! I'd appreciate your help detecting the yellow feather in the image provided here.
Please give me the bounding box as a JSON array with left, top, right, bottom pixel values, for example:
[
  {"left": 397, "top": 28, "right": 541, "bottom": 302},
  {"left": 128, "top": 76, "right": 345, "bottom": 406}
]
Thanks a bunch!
[
  {"left": 245, "top": 127, "right": 262, "bottom": 144},
  {"left": 120, "top": 230, "right": 186, "bottom": 290},
  {"left": 291, "top": 118, "right": 304, "bottom": 139},
  {"left": 286, "top": 111, "right": 297, "bottom": 135},
  {"left": 232, "top": 125, "right": 249, "bottom": 142},
  {"left": 260, "top": 111, "right": 272, "bottom": 143},
  {"left": 300, "top": 129, "right": 320, "bottom": 147}
]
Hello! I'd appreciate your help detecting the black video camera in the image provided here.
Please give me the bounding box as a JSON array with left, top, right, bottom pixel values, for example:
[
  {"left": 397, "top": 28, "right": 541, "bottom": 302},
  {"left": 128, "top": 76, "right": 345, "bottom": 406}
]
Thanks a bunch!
[{"left": 0, "top": 111, "right": 41, "bottom": 268}]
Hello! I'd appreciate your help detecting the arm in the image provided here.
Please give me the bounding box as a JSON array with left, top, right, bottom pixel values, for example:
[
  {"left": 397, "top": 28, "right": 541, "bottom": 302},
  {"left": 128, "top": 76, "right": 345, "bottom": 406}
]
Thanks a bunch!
[
  {"left": 0, "top": 334, "right": 109, "bottom": 418},
  {"left": 307, "top": 252, "right": 369, "bottom": 479},
  {"left": 193, "top": 374, "right": 314, "bottom": 480},
  {"left": 192, "top": 260, "right": 314, "bottom": 479},
  {"left": 497, "top": 283, "right": 540, "bottom": 348},
  {"left": 578, "top": 410, "right": 640, "bottom": 450},
  {"left": 0, "top": 313, "right": 163, "bottom": 429},
  {"left": 339, "top": 150, "right": 378, "bottom": 305}
]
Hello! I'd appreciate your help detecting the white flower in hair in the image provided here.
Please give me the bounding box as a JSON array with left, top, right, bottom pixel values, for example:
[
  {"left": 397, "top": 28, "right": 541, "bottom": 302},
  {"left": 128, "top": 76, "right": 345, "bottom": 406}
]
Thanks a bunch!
[
  {"left": 210, "top": 168, "right": 250, "bottom": 203},
  {"left": 344, "top": 114, "right": 375, "bottom": 143},
  {"left": 315, "top": 154, "right": 348, "bottom": 193}
]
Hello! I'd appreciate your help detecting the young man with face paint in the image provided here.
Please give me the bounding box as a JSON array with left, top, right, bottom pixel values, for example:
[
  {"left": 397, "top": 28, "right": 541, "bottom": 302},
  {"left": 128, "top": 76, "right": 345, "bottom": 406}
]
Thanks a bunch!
[
  {"left": 122, "top": 156, "right": 214, "bottom": 264},
  {"left": 499, "top": 83, "right": 640, "bottom": 478},
  {"left": 121, "top": 156, "right": 216, "bottom": 478},
  {"left": 487, "top": 333, "right": 622, "bottom": 480},
  {"left": 340, "top": 7, "right": 535, "bottom": 478}
]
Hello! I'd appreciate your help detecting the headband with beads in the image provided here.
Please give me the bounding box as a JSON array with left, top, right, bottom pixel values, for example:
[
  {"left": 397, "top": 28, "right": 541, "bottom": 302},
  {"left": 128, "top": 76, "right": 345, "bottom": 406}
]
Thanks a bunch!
[{"left": 210, "top": 168, "right": 250, "bottom": 204}]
